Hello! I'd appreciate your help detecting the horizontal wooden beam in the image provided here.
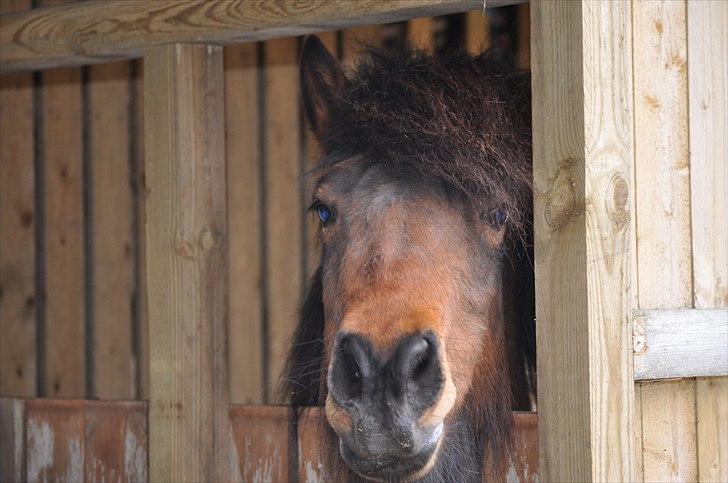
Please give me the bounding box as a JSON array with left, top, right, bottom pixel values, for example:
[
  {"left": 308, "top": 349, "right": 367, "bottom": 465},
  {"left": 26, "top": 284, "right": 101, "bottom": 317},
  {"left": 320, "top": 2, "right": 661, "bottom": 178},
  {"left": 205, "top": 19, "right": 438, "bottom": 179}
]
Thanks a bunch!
[
  {"left": 634, "top": 309, "right": 728, "bottom": 380},
  {"left": 0, "top": 0, "right": 523, "bottom": 73}
]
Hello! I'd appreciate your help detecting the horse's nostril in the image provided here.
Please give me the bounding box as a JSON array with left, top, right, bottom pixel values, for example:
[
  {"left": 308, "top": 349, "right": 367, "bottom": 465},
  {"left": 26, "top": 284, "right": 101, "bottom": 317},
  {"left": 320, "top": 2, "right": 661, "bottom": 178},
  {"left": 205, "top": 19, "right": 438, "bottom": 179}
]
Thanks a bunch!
[
  {"left": 330, "top": 333, "right": 372, "bottom": 402},
  {"left": 396, "top": 333, "right": 443, "bottom": 410}
]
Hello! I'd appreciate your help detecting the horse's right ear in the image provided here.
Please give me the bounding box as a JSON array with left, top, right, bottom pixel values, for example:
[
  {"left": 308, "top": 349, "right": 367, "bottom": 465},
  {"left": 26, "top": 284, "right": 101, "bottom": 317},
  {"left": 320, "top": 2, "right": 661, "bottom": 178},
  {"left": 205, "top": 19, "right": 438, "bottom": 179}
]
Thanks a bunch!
[{"left": 300, "top": 35, "right": 345, "bottom": 143}]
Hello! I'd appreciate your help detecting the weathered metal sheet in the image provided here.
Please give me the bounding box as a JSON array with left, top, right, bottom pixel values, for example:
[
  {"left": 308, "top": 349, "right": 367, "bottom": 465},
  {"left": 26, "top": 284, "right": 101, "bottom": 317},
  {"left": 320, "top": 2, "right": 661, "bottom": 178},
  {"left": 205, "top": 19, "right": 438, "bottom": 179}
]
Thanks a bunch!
[
  {"left": 84, "top": 400, "right": 147, "bottom": 483},
  {"left": 25, "top": 399, "right": 85, "bottom": 483},
  {"left": 229, "top": 405, "right": 292, "bottom": 483},
  {"left": 0, "top": 398, "right": 26, "bottom": 483}
]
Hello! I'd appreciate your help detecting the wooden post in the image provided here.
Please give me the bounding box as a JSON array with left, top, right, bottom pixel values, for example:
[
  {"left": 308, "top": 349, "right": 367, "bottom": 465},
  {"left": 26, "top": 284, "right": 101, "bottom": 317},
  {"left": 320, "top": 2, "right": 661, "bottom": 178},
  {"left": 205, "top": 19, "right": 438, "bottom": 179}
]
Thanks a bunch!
[
  {"left": 143, "top": 43, "right": 230, "bottom": 482},
  {"left": 531, "top": 1, "right": 635, "bottom": 481}
]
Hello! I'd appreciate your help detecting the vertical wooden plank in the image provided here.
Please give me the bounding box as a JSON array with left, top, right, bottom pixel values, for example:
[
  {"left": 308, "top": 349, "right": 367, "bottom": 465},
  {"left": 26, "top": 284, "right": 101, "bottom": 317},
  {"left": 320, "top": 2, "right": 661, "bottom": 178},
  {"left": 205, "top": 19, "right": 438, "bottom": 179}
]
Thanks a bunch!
[
  {"left": 84, "top": 400, "right": 147, "bottom": 482},
  {"left": 224, "top": 43, "right": 264, "bottom": 404},
  {"left": 0, "top": 0, "right": 36, "bottom": 399},
  {"left": 464, "top": 10, "right": 490, "bottom": 55},
  {"left": 263, "top": 37, "right": 303, "bottom": 402},
  {"left": 688, "top": 2, "right": 728, "bottom": 481},
  {"left": 0, "top": 398, "right": 26, "bottom": 483},
  {"left": 26, "top": 399, "right": 85, "bottom": 483},
  {"left": 144, "top": 43, "right": 230, "bottom": 482},
  {"left": 132, "top": 59, "right": 149, "bottom": 401},
  {"left": 632, "top": 2, "right": 697, "bottom": 481},
  {"left": 531, "top": 1, "right": 635, "bottom": 481},
  {"left": 303, "top": 32, "right": 337, "bottom": 280},
  {"left": 40, "top": 0, "right": 86, "bottom": 396},
  {"left": 88, "top": 60, "right": 135, "bottom": 399},
  {"left": 229, "top": 406, "right": 291, "bottom": 482},
  {"left": 407, "top": 17, "right": 435, "bottom": 53}
]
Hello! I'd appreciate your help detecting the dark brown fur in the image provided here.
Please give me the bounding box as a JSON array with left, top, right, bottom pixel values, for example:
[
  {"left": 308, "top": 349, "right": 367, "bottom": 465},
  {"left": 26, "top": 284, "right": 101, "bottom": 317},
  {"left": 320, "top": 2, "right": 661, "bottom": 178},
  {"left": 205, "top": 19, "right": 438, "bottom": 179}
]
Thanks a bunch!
[{"left": 283, "top": 41, "right": 534, "bottom": 482}]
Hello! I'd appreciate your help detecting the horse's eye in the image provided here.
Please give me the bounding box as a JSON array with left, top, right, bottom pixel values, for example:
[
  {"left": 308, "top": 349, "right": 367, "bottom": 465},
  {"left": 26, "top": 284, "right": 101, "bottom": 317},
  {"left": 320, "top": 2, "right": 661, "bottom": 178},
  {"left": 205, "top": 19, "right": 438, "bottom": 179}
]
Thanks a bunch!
[
  {"left": 482, "top": 208, "right": 508, "bottom": 229},
  {"left": 315, "top": 202, "right": 336, "bottom": 225}
]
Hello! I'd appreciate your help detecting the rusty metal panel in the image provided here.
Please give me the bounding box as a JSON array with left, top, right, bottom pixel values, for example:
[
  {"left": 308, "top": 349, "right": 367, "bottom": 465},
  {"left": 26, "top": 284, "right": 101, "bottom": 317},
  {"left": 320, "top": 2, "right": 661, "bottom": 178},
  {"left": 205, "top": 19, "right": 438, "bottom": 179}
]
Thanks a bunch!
[
  {"left": 0, "top": 398, "right": 26, "bottom": 483},
  {"left": 84, "top": 400, "right": 147, "bottom": 483},
  {"left": 25, "top": 399, "right": 85, "bottom": 483},
  {"left": 297, "top": 407, "right": 332, "bottom": 483},
  {"left": 229, "top": 405, "right": 292, "bottom": 483},
  {"left": 509, "top": 412, "right": 539, "bottom": 482}
]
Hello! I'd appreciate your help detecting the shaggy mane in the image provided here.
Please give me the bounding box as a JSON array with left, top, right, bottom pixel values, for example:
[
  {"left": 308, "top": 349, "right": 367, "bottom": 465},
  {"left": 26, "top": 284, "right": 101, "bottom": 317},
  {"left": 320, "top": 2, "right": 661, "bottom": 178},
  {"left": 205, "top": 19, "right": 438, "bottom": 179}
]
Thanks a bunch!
[{"left": 317, "top": 46, "right": 532, "bottom": 232}]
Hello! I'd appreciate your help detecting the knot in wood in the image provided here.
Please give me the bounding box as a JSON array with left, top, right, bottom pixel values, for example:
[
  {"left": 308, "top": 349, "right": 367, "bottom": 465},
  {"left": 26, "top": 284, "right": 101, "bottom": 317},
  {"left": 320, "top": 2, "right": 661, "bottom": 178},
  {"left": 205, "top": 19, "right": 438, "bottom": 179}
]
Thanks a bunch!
[
  {"left": 607, "top": 173, "right": 630, "bottom": 230},
  {"left": 545, "top": 156, "right": 582, "bottom": 230}
]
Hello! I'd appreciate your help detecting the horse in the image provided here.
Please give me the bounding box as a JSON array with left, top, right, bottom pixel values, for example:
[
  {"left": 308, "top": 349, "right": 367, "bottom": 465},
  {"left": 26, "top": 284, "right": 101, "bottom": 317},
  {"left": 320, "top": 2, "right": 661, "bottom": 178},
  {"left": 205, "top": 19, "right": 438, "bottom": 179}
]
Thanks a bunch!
[{"left": 283, "top": 35, "right": 535, "bottom": 482}]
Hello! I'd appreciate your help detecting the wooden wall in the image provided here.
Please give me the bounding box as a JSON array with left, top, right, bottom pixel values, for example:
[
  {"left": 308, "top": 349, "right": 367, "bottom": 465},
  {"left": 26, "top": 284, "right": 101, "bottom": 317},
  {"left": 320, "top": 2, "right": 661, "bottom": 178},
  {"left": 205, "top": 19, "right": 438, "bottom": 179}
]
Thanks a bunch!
[
  {"left": 632, "top": 1, "right": 727, "bottom": 481},
  {"left": 0, "top": 4, "right": 530, "bottom": 404}
]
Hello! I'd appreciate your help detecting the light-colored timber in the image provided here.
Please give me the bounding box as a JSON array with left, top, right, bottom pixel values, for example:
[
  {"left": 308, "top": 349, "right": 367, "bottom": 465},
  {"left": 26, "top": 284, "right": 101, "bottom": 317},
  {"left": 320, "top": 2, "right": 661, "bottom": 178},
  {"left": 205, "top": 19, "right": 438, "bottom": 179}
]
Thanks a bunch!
[
  {"left": 632, "top": 2, "right": 698, "bottom": 480},
  {"left": 688, "top": 1, "right": 728, "bottom": 481},
  {"left": 530, "top": 1, "right": 635, "bottom": 481},
  {"left": 633, "top": 309, "right": 728, "bottom": 380},
  {"left": 0, "top": 0, "right": 524, "bottom": 73},
  {"left": 143, "top": 43, "right": 230, "bottom": 482}
]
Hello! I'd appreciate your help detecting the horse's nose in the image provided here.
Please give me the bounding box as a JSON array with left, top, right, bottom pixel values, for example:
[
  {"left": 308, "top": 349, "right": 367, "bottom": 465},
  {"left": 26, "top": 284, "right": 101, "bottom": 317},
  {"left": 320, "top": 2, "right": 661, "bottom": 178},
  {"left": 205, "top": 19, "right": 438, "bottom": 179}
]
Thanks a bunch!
[{"left": 329, "top": 332, "right": 443, "bottom": 414}]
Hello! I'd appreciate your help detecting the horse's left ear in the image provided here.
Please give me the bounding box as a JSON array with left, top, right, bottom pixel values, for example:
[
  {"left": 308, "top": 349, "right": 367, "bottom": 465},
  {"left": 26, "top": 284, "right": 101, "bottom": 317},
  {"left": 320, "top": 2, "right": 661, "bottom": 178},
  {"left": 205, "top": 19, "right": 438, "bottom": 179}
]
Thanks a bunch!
[{"left": 300, "top": 35, "right": 346, "bottom": 144}]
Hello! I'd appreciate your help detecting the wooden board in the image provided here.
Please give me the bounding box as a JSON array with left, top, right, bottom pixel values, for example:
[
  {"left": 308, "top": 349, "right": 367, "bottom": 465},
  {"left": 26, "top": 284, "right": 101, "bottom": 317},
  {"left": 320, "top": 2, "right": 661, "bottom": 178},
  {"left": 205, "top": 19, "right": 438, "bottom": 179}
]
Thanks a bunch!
[
  {"left": 40, "top": 0, "right": 85, "bottom": 399},
  {"left": 263, "top": 37, "right": 303, "bottom": 403},
  {"left": 0, "top": 0, "right": 36, "bottom": 399},
  {"left": 407, "top": 17, "right": 435, "bottom": 53},
  {"left": 464, "top": 10, "right": 490, "bottom": 55},
  {"left": 530, "top": 1, "right": 635, "bottom": 481},
  {"left": 687, "top": 1, "right": 728, "bottom": 481},
  {"left": 131, "top": 59, "right": 148, "bottom": 401},
  {"left": 342, "top": 25, "right": 384, "bottom": 68},
  {"left": 143, "top": 44, "right": 230, "bottom": 482},
  {"left": 88, "top": 60, "right": 135, "bottom": 400},
  {"left": 0, "top": 0, "right": 531, "bottom": 73},
  {"left": 633, "top": 309, "right": 728, "bottom": 380},
  {"left": 224, "top": 43, "right": 264, "bottom": 405},
  {"left": 632, "top": 2, "right": 697, "bottom": 481},
  {"left": 229, "top": 405, "right": 292, "bottom": 482}
]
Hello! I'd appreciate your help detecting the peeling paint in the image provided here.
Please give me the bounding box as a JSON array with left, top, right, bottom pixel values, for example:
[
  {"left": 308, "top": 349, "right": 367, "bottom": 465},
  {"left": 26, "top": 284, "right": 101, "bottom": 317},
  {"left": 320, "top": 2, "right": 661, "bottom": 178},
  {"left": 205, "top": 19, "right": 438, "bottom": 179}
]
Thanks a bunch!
[
  {"left": 124, "top": 427, "right": 147, "bottom": 482},
  {"left": 27, "top": 420, "right": 54, "bottom": 483},
  {"left": 66, "top": 437, "right": 83, "bottom": 482}
]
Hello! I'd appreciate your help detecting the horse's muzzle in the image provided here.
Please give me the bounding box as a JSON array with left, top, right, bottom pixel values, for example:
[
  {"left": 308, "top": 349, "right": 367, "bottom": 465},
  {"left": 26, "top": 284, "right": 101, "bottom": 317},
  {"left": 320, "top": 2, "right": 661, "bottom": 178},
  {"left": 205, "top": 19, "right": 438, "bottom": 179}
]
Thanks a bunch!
[{"left": 326, "top": 331, "right": 446, "bottom": 479}]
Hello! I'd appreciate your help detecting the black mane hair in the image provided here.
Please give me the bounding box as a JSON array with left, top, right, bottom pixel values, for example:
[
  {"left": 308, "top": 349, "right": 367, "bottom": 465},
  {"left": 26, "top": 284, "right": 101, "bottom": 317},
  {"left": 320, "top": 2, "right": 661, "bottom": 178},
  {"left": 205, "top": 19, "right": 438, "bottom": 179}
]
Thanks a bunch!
[
  {"left": 317, "top": 46, "right": 532, "bottom": 233},
  {"left": 283, "top": 44, "right": 534, "bottom": 482}
]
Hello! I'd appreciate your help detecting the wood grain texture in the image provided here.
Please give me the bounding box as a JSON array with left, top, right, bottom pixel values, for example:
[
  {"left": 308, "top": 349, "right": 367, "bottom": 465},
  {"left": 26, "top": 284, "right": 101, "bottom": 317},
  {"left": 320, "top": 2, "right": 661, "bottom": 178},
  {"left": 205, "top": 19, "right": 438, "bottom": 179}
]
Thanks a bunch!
[
  {"left": 0, "top": 398, "right": 25, "bottom": 482},
  {"left": 633, "top": 309, "right": 728, "bottom": 380},
  {"left": 263, "top": 37, "right": 303, "bottom": 403},
  {"left": 531, "top": 1, "right": 635, "bottom": 481},
  {"left": 229, "top": 405, "right": 292, "bottom": 483},
  {"left": 688, "top": 2, "right": 728, "bottom": 481},
  {"left": 464, "top": 10, "right": 490, "bottom": 55},
  {"left": 632, "top": 2, "right": 697, "bottom": 481},
  {"left": 143, "top": 43, "right": 230, "bottom": 482},
  {"left": 407, "top": 17, "right": 435, "bottom": 53},
  {"left": 132, "top": 59, "right": 149, "bottom": 401},
  {"left": 224, "top": 42, "right": 264, "bottom": 404},
  {"left": 88, "top": 60, "right": 135, "bottom": 400},
  {"left": 40, "top": 1, "right": 85, "bottom": 397},
  {"left": 0, "top": 0, "right": 530, "bottom": 73},
  {"left": 0, "top": 0, "right": 36, "bottom": 398}
]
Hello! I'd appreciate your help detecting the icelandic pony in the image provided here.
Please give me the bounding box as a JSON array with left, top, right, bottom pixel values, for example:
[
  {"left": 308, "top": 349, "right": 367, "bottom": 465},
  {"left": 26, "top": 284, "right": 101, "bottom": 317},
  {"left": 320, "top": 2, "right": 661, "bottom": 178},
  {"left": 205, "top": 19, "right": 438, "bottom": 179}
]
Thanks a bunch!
[{"left": 283, "top": 36, "right": 535, "bottom": 482}]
